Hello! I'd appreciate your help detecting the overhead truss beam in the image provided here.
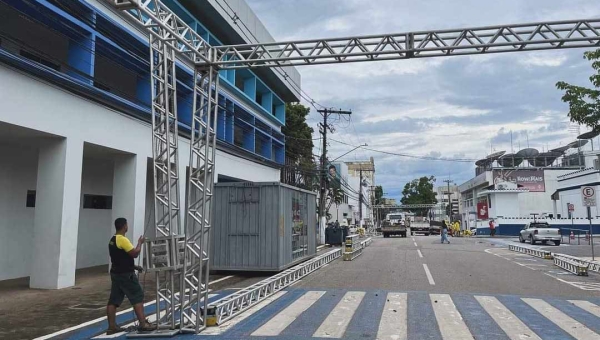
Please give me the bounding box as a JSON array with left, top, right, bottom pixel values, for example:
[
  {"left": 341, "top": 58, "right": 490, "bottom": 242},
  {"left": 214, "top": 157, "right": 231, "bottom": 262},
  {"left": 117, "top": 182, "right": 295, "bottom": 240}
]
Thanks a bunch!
[{"left": 214, "top": 19, "right": 600, "bottom": 68}]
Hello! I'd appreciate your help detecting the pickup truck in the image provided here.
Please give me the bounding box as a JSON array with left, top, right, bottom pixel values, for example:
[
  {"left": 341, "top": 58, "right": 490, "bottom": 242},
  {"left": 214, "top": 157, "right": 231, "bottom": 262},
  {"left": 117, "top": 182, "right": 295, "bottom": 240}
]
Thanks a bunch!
[
  {"left": 519, "top": 222, "right": 561, "bottom": 245},
  {"left": 382, "top": 213, "right": 408, "bottom": 238}
]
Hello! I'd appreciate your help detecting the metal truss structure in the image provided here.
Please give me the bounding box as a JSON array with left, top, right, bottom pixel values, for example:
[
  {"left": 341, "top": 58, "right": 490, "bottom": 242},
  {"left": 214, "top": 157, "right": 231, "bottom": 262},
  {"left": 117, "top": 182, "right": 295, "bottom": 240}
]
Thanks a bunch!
[
  {"left": 210, "top": 249, "right": 341, "bottom": 325},
  {"left": 372, "top": 204, "right": 439, "bottom": 209},
  {"left": 212, "top": 19, "right": 600, "bottom": 68},
  {"left": 105, "top": 0, "right": 600, "bottom": 335}
]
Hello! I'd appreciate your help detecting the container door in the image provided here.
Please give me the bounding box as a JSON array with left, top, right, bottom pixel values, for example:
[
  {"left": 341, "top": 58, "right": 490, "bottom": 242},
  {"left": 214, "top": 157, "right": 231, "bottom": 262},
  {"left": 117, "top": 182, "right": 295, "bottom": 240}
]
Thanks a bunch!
[{"left": 228, "top": 186, "right": 259, "bottom": 269}]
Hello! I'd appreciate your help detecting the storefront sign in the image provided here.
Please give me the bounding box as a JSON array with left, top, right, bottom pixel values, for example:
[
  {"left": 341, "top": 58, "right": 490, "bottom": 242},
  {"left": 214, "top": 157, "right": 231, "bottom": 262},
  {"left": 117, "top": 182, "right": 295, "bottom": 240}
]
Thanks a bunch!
[
  {"left": 477, "top": 202, "right": 489, "bottom": 219},
  {"left": 493, "top": 169, "right": 545, "bottom": 192}
]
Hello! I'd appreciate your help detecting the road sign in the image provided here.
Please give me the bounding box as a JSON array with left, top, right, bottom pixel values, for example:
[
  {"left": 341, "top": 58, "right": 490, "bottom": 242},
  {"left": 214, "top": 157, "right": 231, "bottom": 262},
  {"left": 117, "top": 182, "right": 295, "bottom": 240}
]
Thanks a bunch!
[
  {"left": 581, "top": 186, "right": 596, "bottom": 207},
  {"left": 568, "top": 203, "right": 574, "bottom": 212}
]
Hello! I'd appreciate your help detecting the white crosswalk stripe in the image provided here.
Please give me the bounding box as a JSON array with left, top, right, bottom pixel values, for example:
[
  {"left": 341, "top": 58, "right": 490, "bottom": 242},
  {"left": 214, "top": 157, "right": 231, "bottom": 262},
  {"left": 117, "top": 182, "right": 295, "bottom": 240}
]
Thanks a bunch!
[
  {"left": 569, "top": 300, "right": 600, "bottom": 319},
  {"left": 251, "top": 291, "right": 325, "bottom": 336},
  {"left": 377, "top": 293, "right": 407, "bottom": 340},
  {"left": 88, "top": 290, "right": 600, "bottom": 339},
  {"left": 313, "top": 291, "right": 365, "bottom": 338},
  {"left": 475, "top": 295, "right": 541, "bottom": 340},
  {"left": 522, "top": 298, "right": 600, "bottom": 340},
  {"left": 430, "top": 294, "right": 473, "bottom": 340}
]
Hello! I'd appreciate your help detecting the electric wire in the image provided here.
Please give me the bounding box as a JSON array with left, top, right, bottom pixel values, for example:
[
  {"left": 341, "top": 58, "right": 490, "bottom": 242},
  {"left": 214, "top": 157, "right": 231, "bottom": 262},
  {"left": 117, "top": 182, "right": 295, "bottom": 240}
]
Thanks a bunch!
[{"left": 329, "top": 138, "right": 477, "bottom": 162}]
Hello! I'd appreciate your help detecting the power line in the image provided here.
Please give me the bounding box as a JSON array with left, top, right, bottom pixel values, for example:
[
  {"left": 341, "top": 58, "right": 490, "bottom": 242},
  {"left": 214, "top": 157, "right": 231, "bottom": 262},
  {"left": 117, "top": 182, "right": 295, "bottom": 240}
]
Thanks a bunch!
[{"left": 329, "top": 139, "right": 476, "bottom": 162}]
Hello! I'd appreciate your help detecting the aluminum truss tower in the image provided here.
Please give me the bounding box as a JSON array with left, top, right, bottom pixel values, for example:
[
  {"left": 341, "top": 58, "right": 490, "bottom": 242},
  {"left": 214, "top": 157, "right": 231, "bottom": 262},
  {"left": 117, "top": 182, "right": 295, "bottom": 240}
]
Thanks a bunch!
[{"left": 106, "top": 0, "right": 600, "bottom": 336}]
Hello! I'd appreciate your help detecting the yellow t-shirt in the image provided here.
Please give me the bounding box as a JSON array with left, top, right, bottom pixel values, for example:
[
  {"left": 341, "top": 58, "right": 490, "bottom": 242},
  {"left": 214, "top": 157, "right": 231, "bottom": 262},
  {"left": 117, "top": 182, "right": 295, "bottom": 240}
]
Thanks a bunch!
[{"left": 115, "top": 234, "right": 134, "bottom": 252}]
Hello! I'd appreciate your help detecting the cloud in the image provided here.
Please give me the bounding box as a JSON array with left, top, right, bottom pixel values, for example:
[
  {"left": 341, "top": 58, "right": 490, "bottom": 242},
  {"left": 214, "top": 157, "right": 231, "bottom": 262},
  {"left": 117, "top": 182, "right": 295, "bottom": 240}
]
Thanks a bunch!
[{"left": 246, "top": 0, "right": 600, "bottom": 201}]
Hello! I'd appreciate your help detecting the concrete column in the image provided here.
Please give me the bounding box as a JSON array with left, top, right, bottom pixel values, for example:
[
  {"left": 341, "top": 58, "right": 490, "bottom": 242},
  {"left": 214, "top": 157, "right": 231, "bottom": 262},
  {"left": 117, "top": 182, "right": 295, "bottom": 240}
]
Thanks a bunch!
[
  {"left": 31, "top": 138, "right": 83, "bottom": 289},
  {"left": 112, "top": 154, "right": 147, "bottom": 246}
]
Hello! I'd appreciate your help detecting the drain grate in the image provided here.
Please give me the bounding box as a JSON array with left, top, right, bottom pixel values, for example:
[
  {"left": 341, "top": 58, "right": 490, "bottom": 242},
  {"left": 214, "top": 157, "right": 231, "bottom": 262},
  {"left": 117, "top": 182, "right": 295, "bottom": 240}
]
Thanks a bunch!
[{"left": 69, "top": 303, "right": 105, "bottom": 310}]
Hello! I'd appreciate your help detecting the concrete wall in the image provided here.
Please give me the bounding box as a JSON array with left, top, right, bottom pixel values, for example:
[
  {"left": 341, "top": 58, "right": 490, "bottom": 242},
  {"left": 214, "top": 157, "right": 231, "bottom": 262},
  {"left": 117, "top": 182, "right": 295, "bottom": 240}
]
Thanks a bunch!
[
  {"left": 0, "top": 63, "right": 279, "bottom": 286},
  {"left": 0, "top": 144, "right": 38, "bottom": 281},
  {"left": 76, "top": 158, "right": 114, "bottom": 269}
]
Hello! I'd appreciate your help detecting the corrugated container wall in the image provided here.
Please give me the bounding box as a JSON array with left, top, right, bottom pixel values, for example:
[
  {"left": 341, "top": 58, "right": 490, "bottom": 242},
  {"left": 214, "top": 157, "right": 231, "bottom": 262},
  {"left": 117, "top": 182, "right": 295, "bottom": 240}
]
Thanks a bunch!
[{"left": 211, "top": 182, "right": 316, "bottom": 271}]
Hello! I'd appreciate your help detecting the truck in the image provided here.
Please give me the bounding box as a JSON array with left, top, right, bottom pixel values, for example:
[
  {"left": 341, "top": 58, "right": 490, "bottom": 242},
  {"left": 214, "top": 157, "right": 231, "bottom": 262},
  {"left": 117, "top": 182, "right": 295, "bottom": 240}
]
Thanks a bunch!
[{"left": 382, "top": 213, "right": 409, "bottom": 238}]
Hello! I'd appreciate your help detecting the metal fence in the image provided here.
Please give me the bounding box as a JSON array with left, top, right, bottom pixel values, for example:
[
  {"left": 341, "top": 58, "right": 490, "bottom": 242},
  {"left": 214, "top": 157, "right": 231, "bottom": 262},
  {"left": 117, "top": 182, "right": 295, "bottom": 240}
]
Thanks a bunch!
[
  {"left": 208, "top": 248, "right": 341, "bottom": 325},
  {"left": 508, "top": 244, "right": 553, "bottom": 259},
  {"left": 553, "top": 254, "right": 589, "bottom": 276},
  {"left": 553, "top": 253, "right": 598, "bottom": 274}
]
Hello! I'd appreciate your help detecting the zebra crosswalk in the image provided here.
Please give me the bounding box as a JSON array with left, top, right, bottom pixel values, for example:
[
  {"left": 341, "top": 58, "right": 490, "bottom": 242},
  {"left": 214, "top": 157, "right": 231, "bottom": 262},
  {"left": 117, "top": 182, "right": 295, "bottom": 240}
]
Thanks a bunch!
[{"left": 200, "top": 289, "right": 600, "bottom": 340}]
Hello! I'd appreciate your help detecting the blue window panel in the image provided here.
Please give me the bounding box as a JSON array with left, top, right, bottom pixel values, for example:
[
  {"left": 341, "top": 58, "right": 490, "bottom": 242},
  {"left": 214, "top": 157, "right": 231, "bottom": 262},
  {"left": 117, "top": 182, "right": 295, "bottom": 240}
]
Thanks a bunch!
[
  {"left": 162, "top": 0, "right": 195, "bottom": 26},
  {"left": 136, "top": 72, "right": 151, "bottom": 107},
  {"left": 66, "top": 30, "right": 94, "bottom": 84},
  {"left": 234, "top": 119, "right": 255, "bottom": 152},
  {"left": 272, "top": 142, "right": 285, "bottom": 164},
  {"left": 225, "top": 100, "right": 235, "bottom": 143},
  {"left": 255, "top": 130, "right": 272, "bottom": 160},
  {"left": 272, "top": 95, "right": 285, "bottom": 123},
  {"left": 177, "top": 87, "right": 193, "bottom": 128},
  {"left": 216, "top": 108, "right": 227, "bottom": 141}
]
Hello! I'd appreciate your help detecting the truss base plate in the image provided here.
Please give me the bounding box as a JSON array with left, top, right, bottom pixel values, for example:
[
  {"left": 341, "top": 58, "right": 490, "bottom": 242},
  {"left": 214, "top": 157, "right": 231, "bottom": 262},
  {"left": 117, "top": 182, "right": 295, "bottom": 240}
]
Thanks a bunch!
[{"left": 126, "top": 329, "right": 180, "bottom": 338}]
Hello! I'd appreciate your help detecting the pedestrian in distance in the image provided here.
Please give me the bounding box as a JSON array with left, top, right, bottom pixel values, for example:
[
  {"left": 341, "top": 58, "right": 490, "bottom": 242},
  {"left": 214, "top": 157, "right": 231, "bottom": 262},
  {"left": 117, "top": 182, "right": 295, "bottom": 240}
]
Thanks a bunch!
[
  {"left": 489, "top": 219, "right": 496, "bottom": 237},
  {"left": 106, "top": 217, "right": 156, "bottom": 335},
  {"left": 441, "top": 221, "right": 450, "bottom": 244}
]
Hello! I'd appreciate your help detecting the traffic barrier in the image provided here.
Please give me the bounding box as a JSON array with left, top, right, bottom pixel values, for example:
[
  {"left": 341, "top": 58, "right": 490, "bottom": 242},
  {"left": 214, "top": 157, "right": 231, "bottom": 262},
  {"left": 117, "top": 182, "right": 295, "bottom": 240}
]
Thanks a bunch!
[
  {"left": 508, "top": 244, "right": 553, "bottom": 259},
  {"left": 207, "top": 248, "right": 341, "bottom": 325},
  {"left": 552, "top": 253, "right": 599, "bottom": 274},
  {"left": 343, "top": 236, "right": 372, "bottom": 261},
  {"left": 570, "top": 231, "right": 575, "bottom": 240},
  {"left": 553, "top": 254, "right": 589, "bottom": 276}
]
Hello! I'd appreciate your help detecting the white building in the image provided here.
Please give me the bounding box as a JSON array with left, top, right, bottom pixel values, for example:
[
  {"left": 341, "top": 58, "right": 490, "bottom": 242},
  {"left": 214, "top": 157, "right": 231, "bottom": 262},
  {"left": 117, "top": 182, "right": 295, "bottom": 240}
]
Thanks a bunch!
[
  {"left": 459, "top": 165, "right": 579, "bottom": 230},
  {"left": 435, "top": 185, "right": 460, "bottom": 219},
  {"left": 0, "top": 0, "right": 300, "bottom": 288},
  {"left": 554, "top": 151, "right": 600, "bottom": 219},
  {"left": 346, "top": 158, "right": 376, "bottom": 227}
]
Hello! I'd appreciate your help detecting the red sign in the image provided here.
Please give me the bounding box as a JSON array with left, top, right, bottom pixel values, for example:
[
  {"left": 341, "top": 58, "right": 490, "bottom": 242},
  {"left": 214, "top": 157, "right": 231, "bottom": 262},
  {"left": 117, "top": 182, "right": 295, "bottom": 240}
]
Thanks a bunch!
[
  {"left": 568, "top": 203, "right": 574, "bottom": 212},
  {"left": 493, "top": 169, "right": 545, "bottom": 192},
  {"left": 477, "top": 202, "right": 489, "bottom": 220}
]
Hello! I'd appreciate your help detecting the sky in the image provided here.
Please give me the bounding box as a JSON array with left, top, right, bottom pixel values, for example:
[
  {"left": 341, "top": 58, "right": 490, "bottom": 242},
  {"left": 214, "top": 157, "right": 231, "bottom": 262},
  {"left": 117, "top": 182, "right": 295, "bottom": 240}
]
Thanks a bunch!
[{"left": 245, "top": 0, "right": 600, "bottom": 201}]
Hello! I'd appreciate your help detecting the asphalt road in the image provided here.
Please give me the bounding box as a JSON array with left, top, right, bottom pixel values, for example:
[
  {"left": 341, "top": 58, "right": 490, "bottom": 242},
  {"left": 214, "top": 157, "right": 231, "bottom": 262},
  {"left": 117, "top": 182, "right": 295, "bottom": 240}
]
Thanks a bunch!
[
  {"left": 26, "top": 235, "right": 600, "bottom": 339},
  {"left": 295, "top": 235, "right": 600, "bottom": 298}
]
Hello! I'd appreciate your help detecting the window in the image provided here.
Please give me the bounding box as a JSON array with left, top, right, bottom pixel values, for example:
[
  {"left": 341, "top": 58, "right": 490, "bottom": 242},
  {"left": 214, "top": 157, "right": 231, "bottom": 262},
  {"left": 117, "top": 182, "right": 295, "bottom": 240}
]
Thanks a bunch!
[
  {"left": 83, "top": 195, "right": 113, "bottom": 209},
  {"left": 26, "top": 190, "right": 36, "bottom": 208}
]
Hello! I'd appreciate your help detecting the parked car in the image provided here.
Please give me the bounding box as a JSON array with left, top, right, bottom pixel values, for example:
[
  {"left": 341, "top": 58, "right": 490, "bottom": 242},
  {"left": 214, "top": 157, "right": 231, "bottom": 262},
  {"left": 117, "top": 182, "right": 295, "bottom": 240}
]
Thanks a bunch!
[{"left": 519, "top": 222, "right": 561, "bottom": 245}]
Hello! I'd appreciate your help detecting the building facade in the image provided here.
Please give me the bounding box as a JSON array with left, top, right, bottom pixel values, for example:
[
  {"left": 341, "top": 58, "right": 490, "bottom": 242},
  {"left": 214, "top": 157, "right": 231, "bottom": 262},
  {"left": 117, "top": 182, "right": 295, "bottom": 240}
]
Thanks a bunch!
[
  {"left": 435, "top": 185, "right": 460, "bottom": 219},
  {"left": 0, "top": 0, "right": 300, "bottom": 287},
  {"left": 345, "top": 158, "right": 376, "bottom": 226},
  {"left": 459, "top": 167, "right": 579, "bottom": 230}
]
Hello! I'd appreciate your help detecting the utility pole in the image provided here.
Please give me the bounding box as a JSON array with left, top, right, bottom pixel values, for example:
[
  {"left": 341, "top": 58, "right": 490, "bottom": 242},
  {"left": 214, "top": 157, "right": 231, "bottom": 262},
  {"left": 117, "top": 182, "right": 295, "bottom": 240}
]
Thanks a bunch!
[
  {"left": 318, "top": 108, "right": 352, "bottom": 244},
  {"left": 443, "top": 179, "right": 454, "bottom": 220}
]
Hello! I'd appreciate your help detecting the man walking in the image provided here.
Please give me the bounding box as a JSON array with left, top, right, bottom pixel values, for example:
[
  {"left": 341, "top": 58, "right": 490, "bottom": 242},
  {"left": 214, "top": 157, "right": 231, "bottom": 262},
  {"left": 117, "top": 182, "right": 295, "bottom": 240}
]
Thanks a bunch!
[
  {"left": 489, "top": 219, "right": 496, "bottom": 237},
  {"left": 106, "top": 218, "right": 155, "bottom": 335},
  {"left": 441, "top": 221, "right": 450, "bottom": 244}
]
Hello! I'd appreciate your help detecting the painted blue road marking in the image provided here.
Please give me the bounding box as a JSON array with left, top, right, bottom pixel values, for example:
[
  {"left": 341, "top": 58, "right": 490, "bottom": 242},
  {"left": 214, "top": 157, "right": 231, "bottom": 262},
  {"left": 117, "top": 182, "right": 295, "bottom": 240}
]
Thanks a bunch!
[
  {"left": 452, "top": 294, "right": 509, "bottom": 340},
  {"left": 497, "top": 295, "right": 574, "bottom": 340}
]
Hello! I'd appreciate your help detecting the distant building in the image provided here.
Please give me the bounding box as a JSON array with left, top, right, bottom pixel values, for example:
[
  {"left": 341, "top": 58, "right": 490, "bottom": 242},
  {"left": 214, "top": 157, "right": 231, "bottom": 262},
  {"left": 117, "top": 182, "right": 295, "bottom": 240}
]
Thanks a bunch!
[
  {"left": 458, "top": 146, "right": 587, "bottom": 230},
  {"left": 435, "top": 185, "right": 460, "bottom": 219},
  {"left": 345, "top": 157, "right": 376, "bottom": 226}
]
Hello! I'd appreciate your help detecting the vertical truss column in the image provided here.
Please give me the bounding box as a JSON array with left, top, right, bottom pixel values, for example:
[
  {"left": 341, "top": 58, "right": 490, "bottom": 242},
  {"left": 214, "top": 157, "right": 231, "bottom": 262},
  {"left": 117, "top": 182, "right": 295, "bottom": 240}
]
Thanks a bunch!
[
  {"left": 142, "top": 28, "right": 184, "bottom": 336},
  {"left": 180, "top": 64, "right": 220, "bottom": 333}
]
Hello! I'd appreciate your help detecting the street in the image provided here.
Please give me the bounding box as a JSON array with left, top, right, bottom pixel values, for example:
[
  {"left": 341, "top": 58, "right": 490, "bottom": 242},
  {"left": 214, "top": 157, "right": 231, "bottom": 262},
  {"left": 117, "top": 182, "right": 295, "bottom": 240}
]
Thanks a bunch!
[{"left": 53, "top": 234, "right": 600, "bottom": 340}]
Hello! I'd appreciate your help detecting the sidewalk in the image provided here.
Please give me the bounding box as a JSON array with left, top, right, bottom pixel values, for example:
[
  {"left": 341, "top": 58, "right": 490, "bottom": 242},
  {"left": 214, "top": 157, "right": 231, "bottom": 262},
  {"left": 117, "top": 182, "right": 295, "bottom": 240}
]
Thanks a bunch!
[
  {"left": 0, "top": 266, "right": 155, "bottom": 340},
  {"left": 0, "top": 266, "right": 234, "bottom": 340}
]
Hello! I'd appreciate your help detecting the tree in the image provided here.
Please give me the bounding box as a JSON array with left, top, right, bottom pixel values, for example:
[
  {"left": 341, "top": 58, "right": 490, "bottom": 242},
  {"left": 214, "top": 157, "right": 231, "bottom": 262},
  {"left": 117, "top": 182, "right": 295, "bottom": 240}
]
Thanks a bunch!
[
  {"left": 280, "top": 103, "right": 317, "bottom": 190},
  {"left": 373, "top": 185, "right": 384, "bottom": 205},
  {"left": 401, "top": 176, "right": 438, "bottom": 216},
  {"left": 556, "top": 49, "right": 600, "bottom": 129}
]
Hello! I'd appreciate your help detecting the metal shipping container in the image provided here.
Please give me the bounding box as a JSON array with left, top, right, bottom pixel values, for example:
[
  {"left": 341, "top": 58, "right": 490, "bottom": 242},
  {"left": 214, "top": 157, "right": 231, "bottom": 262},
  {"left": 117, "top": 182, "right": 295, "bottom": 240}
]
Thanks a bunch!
[{"left": 211, "top": 182, "right": 317, "bottom": 271}]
